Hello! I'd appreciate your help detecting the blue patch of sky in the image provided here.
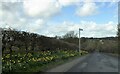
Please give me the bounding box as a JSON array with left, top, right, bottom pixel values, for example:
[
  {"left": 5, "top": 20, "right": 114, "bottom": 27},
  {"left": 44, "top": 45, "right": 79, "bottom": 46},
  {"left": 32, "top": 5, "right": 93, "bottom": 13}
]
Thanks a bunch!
[
  {"left": 48, "top": 5, "right": 80, "bottom": 24},
  {"left": 48, "top": 2, "right": 118, "bottom": 25},
  {"left": 92, "top": 2, "right": 118, "bottom": 24},
  {"left": 76, "top": 2, "right": 118, "bottom": 24}
]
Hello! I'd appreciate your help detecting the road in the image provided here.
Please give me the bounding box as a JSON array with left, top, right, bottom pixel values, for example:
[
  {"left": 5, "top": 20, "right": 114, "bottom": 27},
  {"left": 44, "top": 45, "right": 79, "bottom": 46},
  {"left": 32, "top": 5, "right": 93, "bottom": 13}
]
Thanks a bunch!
[{"left": 47, "top": 52, "right": 119, "bottom": 72}]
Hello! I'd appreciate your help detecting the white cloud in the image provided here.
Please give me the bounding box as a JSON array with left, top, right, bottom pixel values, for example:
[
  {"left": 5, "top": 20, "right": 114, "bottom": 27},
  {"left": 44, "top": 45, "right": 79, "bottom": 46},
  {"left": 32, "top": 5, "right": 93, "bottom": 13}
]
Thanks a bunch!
[
  {"left": 80, "top": 21, "right": 117, "bottom": 37},
  {"left": 1, "top": 0, "right": 120, "bottom": 3},
  {"left": 82, "top": 0, "right": 94, "bottom": 2},
  {"left": 0, "top": 2, "right": 24, "bottom": 29},
  {"left": 23, "top": 0, "right": 61, "bottom": 18},
  {"left": 0, "top": 1, "right": 117, "bottom": 38},
  {"left": 27, "top": 19, "right": 45, "bottom": 33},
  {"left": 76, "top": 2, "right": 98, "bottom": 17},
  {"left": 58, "top": 0, "right": 80, "bottom": 6},
  {"left": 82, "top": 0, "right": 119, "bottom": 2},
  {"left": 44, "top": 21, "right": 117, "bottom": 37},
  {"left": 0, "top": 2, "right": 46, "bottom": 32}
]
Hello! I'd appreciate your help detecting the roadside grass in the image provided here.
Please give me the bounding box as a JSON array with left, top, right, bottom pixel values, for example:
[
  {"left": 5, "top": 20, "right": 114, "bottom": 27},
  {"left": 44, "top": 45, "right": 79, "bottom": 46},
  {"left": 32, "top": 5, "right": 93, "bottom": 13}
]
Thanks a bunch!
[{"left": 2, "top": 50, "right": 88, "bottom": 72}]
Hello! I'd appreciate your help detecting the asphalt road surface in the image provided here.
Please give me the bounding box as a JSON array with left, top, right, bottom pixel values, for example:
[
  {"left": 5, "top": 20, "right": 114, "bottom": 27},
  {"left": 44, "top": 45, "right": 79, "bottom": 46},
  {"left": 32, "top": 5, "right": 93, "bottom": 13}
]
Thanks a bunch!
[
  {"left": 67, "top": 52, "right": 118, "bottom": 72},
  {"left": 47, "top": 52, "right": 119, "bottom": 72}
]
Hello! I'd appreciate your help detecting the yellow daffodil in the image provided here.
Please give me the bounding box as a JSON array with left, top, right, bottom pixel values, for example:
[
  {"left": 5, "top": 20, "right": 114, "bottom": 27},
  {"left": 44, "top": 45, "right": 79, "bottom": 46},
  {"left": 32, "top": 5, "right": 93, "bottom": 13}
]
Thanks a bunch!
[
  {"left": 6, "top": 54, "right": 10, "bottom": 58},
  {"left": 18, "top": 60, "right": 20, "bottom": 63}
]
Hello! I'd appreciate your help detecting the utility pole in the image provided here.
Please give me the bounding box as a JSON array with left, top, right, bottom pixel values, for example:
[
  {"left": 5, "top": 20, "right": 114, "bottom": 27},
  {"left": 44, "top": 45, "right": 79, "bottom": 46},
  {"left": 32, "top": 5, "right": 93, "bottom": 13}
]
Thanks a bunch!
[{"left": 79, "top": 28, "right": 83, "bottom": 52}]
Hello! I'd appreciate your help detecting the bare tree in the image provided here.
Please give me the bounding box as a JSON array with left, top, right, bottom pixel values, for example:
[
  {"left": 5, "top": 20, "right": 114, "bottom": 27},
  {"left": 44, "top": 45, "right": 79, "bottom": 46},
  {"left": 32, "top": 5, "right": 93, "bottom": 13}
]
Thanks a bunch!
[{"left": 63, "top": 31, "right": 77, "bottom": 38}]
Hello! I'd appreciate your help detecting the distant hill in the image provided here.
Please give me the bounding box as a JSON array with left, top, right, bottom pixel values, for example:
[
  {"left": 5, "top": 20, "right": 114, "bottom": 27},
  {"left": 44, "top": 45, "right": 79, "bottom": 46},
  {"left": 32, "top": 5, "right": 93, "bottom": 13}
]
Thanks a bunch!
[{"left": 61, "top": 37, "right": 118, "bottom": 53}]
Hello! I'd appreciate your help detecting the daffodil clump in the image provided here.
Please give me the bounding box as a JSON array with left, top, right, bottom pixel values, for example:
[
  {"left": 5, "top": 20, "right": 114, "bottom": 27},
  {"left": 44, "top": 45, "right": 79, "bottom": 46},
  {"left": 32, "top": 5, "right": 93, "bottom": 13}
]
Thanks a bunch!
[{"left": 2, "top": 50, "right": 88, "bottom": 72}]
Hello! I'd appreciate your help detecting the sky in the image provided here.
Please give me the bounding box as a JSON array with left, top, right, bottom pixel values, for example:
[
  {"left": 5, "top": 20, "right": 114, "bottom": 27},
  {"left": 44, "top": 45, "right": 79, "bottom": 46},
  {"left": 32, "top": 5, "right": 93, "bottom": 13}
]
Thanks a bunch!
[{"left": 0, "top": 0, "right": 119, "bottom": 38}]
